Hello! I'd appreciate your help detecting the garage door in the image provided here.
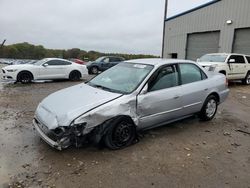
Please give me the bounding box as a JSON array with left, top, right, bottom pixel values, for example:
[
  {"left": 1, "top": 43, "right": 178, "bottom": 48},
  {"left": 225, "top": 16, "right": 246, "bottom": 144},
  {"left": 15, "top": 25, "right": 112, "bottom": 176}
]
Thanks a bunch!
[
  {"left": 186, "top": 31, "right": 220, "bottom": 61},
  {"left": 233, "top": 28, "right": 250, "bottom": 55}
]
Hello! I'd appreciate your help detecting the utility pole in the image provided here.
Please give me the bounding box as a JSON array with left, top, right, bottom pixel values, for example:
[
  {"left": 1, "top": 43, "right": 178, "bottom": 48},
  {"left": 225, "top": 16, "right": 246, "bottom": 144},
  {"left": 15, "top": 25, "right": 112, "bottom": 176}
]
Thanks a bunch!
[
  {"left": 161, "top": 0, "right": 168, "bottom": 58},
  {"left": 1, "top": 39, "right": 6, "bottom": 48}
]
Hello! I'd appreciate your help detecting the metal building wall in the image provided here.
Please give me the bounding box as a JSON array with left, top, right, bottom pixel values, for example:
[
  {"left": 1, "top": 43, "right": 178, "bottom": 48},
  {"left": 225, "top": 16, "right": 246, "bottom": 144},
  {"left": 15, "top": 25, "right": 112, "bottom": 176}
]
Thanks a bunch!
[{"left": 163, "top": 0, "right": 250, "bottom": 59}]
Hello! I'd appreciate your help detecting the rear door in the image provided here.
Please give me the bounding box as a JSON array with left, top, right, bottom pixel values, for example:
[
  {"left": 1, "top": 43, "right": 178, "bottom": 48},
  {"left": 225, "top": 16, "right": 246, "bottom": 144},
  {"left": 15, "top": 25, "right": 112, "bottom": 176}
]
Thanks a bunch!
[
  {"left": 137, "top": 64, "right": 182, "bottom": 129},
  {"left": 227, "top": 55, "right": 247, "bottom": 79},
  {"left": 179, "top": 63, "right": 209, "bottom": 115}
]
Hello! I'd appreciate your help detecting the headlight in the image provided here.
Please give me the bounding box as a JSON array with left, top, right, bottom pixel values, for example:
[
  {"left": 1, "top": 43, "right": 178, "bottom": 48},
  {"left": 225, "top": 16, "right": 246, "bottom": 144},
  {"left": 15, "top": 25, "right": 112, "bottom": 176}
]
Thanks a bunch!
[
  {"left": 71, "top": 122, "right": 87, "bottom": 136},
  {"left": 6, "top": 69, "right": 18, "bottom": 72}
]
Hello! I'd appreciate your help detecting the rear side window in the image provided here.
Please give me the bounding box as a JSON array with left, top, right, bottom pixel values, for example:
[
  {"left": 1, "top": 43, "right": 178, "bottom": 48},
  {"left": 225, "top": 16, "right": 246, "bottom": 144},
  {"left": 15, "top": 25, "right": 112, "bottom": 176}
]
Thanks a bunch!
[
  {"left": 110, "top": 57, "right": 123, "bottom": 62},
  {"left": 47, "top": 60, "right": 71, "bottom": 65},
  {"left": 228, "top": 55, "right": 245, "bottom": 64},
  {"left": 179, "top": 64, "right": 207, "bottom": 85},
  {"left": 246, "top": 56, "right": 250, "bottom": 63},
  {"left": 103, "top": 58, "right": 110, "bottom": 63}
]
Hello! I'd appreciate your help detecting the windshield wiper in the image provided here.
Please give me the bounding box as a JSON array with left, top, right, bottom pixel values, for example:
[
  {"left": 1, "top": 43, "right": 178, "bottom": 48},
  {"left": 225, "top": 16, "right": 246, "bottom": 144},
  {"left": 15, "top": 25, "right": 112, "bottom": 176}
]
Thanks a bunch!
[
  {"left": 88, "top": 83, "right": 125, "bottom": 94},
  {"left": 89, "top": 83, "right": 114, "bottom": 92}
]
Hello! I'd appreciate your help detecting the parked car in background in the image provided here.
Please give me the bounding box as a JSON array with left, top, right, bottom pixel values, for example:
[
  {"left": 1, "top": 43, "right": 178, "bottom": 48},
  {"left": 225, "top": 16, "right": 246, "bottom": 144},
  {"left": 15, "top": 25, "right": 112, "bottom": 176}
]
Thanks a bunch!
[
  {"left": 33, "top": 59, "right": 229, "bottom": 150},
  {"left": 197, "top": 53, "right": 250, "bottom": 84},
  {"left": 87, "top": 56, "right": 125, "bottom": 74},
  {"left": 69, "top": 58, "right": 87, "bottom": 65},
  {"left": 2, "top": 58, "right": 88, "bottom": 83}
]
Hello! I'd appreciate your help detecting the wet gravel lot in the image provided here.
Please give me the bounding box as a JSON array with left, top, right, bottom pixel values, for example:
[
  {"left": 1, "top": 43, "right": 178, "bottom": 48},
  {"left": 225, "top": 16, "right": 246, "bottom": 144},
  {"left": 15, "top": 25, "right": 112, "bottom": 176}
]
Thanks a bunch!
[{"left": 0, "top": 64, "right": 250, "bottom": 188}]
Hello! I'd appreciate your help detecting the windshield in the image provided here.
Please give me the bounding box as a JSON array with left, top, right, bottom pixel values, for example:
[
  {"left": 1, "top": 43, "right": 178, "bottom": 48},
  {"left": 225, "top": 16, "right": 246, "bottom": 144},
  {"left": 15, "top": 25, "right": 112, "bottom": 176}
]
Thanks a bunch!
[
  {"left": 199, "top": 54, "right": 227, "bottom": 63},
  {"left": 88, "top": 63, "right": 153, "bottom": 94},
  {"left": 30, "top": 59, "right": 48, "bottom": 65}
]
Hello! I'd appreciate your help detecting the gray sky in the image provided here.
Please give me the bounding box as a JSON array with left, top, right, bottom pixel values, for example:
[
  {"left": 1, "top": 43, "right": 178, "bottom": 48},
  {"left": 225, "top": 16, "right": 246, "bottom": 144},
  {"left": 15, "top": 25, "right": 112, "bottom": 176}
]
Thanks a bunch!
[{"left": 0, "top": 0, "right": 211, "bottom": 55}]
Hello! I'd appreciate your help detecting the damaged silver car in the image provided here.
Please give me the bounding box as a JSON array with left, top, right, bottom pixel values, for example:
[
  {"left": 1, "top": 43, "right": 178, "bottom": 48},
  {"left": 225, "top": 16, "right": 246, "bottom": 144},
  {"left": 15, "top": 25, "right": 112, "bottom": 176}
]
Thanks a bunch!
[{"left": 33, "top": 59, "right": 229, "bottom": 150}]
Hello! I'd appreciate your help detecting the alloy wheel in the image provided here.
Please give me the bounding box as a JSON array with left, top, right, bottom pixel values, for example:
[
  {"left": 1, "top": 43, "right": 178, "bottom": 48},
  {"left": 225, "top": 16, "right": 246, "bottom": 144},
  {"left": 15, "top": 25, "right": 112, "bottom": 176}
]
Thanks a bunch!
[{"left": 205, "top": 99, "right": 217, "bottom": 118}]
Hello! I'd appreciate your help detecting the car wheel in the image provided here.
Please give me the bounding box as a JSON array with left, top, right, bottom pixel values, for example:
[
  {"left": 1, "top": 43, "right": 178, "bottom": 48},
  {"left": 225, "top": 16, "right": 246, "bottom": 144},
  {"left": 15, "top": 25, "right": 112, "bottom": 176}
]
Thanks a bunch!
[
  {"left": 103, "top": 117, "right": 136, "bottom": 150},
  {"left": 69, "top": 71, "right": 81, "bottom": 81},
  {"left": 242, "top": 72, "right": 250, "bottom": 85},
  {"left": 18, "top": 72, "right": 32, "bottom": 84},
  {"left": 199, "top": 95, "right": 218, "bottom": 121},
  {"left": 91, "top": 66, "right": 99, "bottom": 74}
]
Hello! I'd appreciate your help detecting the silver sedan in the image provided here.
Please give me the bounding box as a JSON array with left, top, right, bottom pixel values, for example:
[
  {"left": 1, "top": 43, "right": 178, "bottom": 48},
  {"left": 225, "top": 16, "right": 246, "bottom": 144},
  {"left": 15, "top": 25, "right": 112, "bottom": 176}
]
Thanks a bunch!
[{"left": 33, "top": 59, "right": 229, "bottom": 150}]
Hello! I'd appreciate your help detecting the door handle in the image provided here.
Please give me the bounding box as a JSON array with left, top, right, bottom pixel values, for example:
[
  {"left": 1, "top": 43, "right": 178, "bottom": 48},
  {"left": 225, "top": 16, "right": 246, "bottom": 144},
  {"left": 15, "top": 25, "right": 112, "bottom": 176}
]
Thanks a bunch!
[
  {"left": 174, "top": 96, "right": 180, "bottom": 99},
  {"left": 204, "top": 88, "right": 208, "bottom": 91}
]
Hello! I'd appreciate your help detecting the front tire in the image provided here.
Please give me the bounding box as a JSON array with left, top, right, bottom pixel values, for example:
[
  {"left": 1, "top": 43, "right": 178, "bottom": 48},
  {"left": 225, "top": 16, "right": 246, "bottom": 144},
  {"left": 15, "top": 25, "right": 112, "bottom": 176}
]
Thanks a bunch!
[
  {"left": 17, "top": 72, "right": 33, "bottom": 84},
  {"left": 199, "top": 95, "right": 218, "bottom": 121},
  {"left": 242, "top": 72, "right": 250, "bottom": 85},
  {"left": 103, "top": 117, "right": 136, "bottom": 150}
]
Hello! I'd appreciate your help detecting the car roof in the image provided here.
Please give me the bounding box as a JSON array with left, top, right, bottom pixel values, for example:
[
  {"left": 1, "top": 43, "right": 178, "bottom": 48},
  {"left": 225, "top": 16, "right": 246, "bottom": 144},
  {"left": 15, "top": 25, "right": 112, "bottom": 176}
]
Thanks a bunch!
[
  {"left": 125, "top": 58, "right": 194, "bottom": 66},
  {"left": 204, "top": 53, "right": 248, "bottom": 56},
  {"left": 43, "top": 58, "right": 72, "bottom": 62}
]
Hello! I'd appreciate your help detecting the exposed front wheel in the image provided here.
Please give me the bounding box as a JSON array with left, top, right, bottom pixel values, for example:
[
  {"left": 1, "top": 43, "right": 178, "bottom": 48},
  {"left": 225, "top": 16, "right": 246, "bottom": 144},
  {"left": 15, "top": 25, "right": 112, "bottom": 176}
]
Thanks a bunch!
[
  {"left": 242, "top": 72, "right": 250, "bottom": 85},
  {"left": 103, "top": 117, "right": 136, "bottom": 150},
  {"left": 199, "top": 95, "right": 218, "bottom": 121}
]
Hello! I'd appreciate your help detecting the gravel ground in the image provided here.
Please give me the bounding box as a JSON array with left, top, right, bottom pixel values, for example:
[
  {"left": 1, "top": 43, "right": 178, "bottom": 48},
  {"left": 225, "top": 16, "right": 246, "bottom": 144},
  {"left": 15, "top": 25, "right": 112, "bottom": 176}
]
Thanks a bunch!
[{"left": 0, "top": 64, "right": 250, "bottom": 188}]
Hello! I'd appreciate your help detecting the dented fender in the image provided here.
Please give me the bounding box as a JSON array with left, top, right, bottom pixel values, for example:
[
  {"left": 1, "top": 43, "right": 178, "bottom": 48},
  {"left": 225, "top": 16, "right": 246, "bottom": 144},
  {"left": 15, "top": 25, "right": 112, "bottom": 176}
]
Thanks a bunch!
[{"left": 73, "top": 93, "right": 139, "bottom": 135}]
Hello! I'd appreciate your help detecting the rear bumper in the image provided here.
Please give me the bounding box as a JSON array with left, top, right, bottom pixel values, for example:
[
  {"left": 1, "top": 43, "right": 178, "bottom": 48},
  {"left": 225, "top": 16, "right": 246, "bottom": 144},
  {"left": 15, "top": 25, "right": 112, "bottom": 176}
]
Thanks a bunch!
[{"left": 219, "top": 88, "right": 230, "bottom": 104}]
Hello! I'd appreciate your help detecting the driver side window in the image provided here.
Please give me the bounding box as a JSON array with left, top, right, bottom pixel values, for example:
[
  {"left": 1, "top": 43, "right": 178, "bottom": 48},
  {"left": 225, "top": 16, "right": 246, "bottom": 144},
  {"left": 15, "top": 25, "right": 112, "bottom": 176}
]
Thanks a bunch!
[
  {"left": 103, "top": 58, "right": 110, "bottom": 63},
  {"left": 148, "top": 65, "right": 179, "bottom": 92}
]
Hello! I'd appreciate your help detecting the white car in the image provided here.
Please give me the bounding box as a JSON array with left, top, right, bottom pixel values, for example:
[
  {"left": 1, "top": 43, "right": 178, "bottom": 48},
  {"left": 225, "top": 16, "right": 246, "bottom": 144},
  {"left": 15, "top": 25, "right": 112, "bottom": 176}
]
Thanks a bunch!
[
  {"left": 197, "top": 53, "right": 250, "bottom": 85},
  {"left": 1, "top": 58, "right": 88, "bottom": 83}
]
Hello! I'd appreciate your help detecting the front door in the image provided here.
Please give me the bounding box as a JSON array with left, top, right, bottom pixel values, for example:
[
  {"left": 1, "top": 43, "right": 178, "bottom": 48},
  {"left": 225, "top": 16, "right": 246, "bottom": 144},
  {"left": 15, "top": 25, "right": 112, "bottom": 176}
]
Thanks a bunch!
[
  {"left": 100, "top": 57, "right": 111, "bottom": 71},
  {"left": 227, "top": 55, "right": 247, "bottom": 79},
  {"left": 39, "top": 60, "right": 67, "bottom": 79},
  {"left": 137, "top": 64, "right": 182, "bottom": 129}
]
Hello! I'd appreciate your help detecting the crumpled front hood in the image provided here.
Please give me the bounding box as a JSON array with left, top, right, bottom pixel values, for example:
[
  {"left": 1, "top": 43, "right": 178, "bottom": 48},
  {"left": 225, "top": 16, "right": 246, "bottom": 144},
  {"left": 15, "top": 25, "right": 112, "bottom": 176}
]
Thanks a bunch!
[{"left": 35, "top": 83, "right": 122, "bottom": 129}]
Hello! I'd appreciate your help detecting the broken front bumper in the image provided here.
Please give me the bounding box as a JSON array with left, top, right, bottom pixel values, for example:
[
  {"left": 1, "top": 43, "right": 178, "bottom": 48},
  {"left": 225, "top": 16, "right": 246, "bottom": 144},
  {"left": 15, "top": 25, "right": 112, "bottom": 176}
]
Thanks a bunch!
[
  {"left": 33, "top": 119, "right": 63, "bottom": 150},
  {"left": 33, "top": 118, "right": 88, "bottom": 150}
]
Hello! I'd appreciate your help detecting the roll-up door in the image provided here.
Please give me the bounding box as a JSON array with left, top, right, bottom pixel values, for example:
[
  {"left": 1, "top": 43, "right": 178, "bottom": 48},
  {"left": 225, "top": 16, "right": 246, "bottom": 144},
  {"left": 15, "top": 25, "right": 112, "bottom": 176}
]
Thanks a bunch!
[
  {"left": 233, "top": 28, "right": 250, "bottom": 55},
  {"left": 186, "top": 31, "right": 220, "bottom": 61}
]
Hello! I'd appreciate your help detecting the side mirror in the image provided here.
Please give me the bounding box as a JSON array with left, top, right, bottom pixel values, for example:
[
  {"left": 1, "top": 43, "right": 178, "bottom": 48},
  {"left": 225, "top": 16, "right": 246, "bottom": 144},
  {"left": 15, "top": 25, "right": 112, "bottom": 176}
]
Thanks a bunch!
[
  {"left": 140, "top": 84, "right": 148, "bottom": 95},
  {"left": 228, "top": 59, "right": 235, "bottom": 63},
  {"left": 43, "top": 63, "right": 49, "bottom": 67}
]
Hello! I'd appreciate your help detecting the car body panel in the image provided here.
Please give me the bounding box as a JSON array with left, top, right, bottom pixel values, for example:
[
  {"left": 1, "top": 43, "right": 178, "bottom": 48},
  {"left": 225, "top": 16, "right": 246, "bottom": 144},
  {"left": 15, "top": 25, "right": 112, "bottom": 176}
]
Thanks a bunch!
[
  {"left": 33, "top": 58, "right": 229, "bottom": 149},
  {"left": 35, "top": 84, "right": 122, "bottom": 129},
  {"left": 137, "top": 86, "right": 182, "bottom": 129}
]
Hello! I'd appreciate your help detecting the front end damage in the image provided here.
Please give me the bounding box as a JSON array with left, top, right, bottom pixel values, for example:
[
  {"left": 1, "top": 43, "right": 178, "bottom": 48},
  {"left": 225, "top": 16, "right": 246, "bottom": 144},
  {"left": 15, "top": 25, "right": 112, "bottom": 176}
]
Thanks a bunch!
[
  {"left": 33, "top": 118, "right": 88, "bottom": 150},
  {"left": 33, "top": 84, "right": 139, "bottom": 150}
]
